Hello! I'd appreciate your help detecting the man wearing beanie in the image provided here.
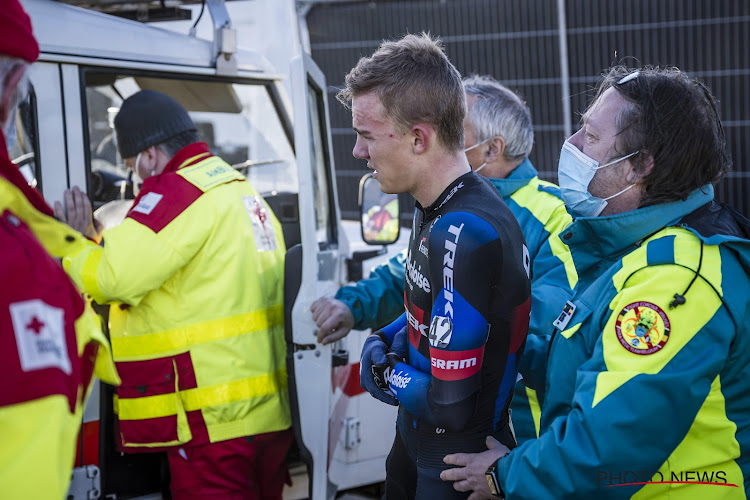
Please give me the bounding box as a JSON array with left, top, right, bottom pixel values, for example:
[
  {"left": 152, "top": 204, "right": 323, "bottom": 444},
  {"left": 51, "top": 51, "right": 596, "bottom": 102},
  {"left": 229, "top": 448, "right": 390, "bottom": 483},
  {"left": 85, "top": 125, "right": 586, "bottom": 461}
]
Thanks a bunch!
[
  {"left": 0, "top": 1, "right": 120, "bottom": 499},
  {"left": 57, "top": 89, "right": 293, "bottom": 500}
]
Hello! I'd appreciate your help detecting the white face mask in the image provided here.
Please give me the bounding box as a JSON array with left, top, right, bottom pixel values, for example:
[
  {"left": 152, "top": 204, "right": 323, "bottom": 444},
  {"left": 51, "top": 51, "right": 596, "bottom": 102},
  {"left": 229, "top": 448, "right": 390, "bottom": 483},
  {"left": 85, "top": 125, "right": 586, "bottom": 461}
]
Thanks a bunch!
[
  {"left": 130, "top": 152, "right": 145, "bottom": 196},
  {"left": 134, "top": 151, "right": 144, "bottom": 176},
  {"left": 473, "top": 162, "right": 488, "bottom": 173},
  {"left": 464, "top": 137, "right": 491, "bottom": 173},
  {"left": 557, "top": 140, "right": 640, "bottom": 217}
]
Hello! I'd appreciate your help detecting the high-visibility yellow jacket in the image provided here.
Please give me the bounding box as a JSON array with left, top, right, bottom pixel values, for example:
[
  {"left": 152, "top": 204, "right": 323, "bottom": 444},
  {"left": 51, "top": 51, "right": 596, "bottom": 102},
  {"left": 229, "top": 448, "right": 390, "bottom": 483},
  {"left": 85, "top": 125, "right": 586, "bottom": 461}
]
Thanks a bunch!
[
  {"left": 63, "top": 143, "right": 290, "bottom": 450},
  {"left": 0, "top": 159, "right": 119, "bottom": 500}
]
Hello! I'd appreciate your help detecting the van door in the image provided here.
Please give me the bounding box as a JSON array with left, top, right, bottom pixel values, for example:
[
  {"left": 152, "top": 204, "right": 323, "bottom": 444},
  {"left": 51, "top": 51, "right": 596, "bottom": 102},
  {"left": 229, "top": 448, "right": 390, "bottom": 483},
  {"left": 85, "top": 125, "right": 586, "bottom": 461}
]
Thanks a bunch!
[
  {"left": 287, "top": 53, "right": 347, "bottom": 500},
  {"left": 60, "top": 65, "right": 300, "bottom": 499}
]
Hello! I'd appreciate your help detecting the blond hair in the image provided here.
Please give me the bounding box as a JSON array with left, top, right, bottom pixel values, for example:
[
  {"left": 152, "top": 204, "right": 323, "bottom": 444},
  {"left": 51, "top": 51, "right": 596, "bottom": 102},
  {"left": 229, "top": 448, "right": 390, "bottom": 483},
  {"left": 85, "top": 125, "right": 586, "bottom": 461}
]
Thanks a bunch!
[{"left": 338, "top": 33, "right": 466, "bottom": 152}]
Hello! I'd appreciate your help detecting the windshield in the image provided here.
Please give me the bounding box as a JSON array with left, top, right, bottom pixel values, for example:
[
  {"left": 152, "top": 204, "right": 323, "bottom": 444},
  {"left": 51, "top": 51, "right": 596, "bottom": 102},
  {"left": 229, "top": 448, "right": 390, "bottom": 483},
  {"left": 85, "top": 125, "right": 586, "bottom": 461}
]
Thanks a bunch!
[{"left": 84, "top": 72, "right": 298, "bottom": 212}]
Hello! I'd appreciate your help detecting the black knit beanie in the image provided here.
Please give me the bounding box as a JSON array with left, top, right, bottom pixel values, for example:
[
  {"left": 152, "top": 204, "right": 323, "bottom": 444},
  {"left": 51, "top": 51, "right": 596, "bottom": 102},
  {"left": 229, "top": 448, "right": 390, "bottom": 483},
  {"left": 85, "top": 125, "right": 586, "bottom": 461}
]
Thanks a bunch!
[{"left": 114, "top": 90, "right": 197, "bottom": 158}]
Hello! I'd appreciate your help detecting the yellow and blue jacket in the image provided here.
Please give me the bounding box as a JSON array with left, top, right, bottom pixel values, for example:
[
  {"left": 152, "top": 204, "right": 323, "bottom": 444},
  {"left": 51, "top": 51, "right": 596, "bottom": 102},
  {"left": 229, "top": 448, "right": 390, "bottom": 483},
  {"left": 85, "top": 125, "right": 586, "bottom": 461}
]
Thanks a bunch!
[
  {"left": 336, "top": 160, "right": 576, "bottom": 445},
  {"left": 500, "top": 185, "right": 750, "bottom": 498},
  {"left": 63, "top": 143, "right": 290, "bottom": 450}
]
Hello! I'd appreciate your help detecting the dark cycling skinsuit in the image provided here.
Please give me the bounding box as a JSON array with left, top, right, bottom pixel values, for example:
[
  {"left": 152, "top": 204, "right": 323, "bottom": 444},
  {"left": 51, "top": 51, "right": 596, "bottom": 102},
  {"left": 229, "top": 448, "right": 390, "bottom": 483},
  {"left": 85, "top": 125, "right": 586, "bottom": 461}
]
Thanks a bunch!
[{"left": 379, "top": 172, "right": 531, "bottom": 499}]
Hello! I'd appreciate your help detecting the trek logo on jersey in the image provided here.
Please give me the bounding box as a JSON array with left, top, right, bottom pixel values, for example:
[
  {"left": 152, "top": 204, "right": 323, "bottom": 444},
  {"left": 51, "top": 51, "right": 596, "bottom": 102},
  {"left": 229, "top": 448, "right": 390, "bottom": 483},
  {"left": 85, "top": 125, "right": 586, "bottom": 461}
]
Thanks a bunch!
[
  {"left": 418, "top": 237, "right": 429, "bottom": 257},
  {"left": 430, "top": 346, "right": 483, "bottom": 381},
  {"left": 406, "top": 303, "right": 427, "bottom": 347},
  {"left": 406, "top": 252, "right": 431, "bottom": 293},
  {"left": 131, "top": 192, "right": 163, "bottom": 215},
  {"left": 437, "top": 182, "right": 464, "bottom": 210},
  {"left": 442, "top": 223, "right": 464, "bottom": 319},
  {"left": 407, "top": 309, "right": 429, "bottom": 338},
  {"left": 429, "top": 315, "right": 453, "bottom": 348},
  {"left": 615, "top": 301, "right": 671, "bottom": 355},
  {"left": 10, "top": 299, "right": 72, "bottom": 374}
]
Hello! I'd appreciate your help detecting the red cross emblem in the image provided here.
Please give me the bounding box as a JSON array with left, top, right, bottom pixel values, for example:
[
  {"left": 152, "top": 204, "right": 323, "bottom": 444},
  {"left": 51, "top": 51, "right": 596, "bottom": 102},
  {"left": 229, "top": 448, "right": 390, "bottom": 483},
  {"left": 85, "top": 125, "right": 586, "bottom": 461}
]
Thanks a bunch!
[
  {"left": 26, "top": 316, "right": 45, "bottom": 335},
  {"left": 254, "top": 200, "right": 267, "bottom": 228}
]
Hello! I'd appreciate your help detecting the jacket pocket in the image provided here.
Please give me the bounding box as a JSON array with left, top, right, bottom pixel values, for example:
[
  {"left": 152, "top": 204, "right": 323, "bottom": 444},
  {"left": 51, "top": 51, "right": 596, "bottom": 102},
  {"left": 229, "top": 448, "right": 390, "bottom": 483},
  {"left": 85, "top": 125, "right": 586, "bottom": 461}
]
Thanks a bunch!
[{"left": 114, "top": 356, "right": 192, "bottom": 447}]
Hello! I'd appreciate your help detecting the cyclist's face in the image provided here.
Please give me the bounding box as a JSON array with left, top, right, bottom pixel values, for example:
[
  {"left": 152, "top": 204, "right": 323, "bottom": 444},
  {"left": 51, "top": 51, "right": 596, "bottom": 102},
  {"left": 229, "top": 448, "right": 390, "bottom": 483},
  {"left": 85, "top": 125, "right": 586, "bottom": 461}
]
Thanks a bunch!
[{"left": 352, "top": 92, "right": 415, "bottom": 194}]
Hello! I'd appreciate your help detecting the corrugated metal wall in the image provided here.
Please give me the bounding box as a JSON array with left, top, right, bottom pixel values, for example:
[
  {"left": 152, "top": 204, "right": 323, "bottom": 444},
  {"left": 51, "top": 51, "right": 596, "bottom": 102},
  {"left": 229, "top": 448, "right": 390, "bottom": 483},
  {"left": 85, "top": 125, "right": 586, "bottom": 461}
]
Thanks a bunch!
[{"left": 307, "top": 0, "right": 750, "bottom": 220}]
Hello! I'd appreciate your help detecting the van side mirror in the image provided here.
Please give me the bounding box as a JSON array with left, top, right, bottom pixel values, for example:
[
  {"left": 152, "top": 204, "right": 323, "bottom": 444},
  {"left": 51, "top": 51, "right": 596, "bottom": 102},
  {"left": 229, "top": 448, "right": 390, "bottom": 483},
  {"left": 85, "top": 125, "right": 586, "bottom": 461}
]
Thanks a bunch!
[{"left": 359, "top": 173, "right": 400, "bottom": 246}]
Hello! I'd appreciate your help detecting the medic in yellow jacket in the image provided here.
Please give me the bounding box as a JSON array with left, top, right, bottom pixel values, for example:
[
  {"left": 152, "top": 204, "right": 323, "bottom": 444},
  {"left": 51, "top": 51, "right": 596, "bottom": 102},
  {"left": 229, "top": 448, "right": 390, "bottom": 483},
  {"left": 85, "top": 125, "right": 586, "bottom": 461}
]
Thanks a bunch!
[
  {"left": 1, "top": 133, "right": 119, "bottom": 500},
  {"left": 62, "top": 142, "right": 291, "bottom": 450},
  {"left": 0, "top": 2, "right": 119, "bottom": 494}
]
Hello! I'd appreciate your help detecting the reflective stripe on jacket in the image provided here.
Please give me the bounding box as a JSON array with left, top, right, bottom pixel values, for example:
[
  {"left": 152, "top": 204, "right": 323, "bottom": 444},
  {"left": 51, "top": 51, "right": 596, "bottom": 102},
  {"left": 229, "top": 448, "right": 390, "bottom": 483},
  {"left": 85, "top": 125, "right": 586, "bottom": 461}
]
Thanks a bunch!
[
  {"left": 492, "top": 163, "right": 576, "bottom": 445},
  {"left": 63, "top": 143, "right": 290, "bottom": 449}
]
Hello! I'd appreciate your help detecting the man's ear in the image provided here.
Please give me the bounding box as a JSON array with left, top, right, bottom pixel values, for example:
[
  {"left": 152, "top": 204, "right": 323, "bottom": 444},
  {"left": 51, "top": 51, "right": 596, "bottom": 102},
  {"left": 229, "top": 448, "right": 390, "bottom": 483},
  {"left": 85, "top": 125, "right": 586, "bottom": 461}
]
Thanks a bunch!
[
  {"left": 0, "top": 64, "right": 27, "bottom": 124},
  {"left": 626, "top": 152, "right": 655, "bottom": 184},
  {"left": 139, "top": 145, "right": 158, "bottom": 171},
  {"left": 411, "top": 124, "right": 432, "bottom": 155},
  {"left": 145, "top": 145, "right": 159, "bottom": 161},
  {"left": 485, "top": 136, "right": 505, "bottom": 163},
  {"left": 149, "top": 145, "right": 173, "bottom": 175}
]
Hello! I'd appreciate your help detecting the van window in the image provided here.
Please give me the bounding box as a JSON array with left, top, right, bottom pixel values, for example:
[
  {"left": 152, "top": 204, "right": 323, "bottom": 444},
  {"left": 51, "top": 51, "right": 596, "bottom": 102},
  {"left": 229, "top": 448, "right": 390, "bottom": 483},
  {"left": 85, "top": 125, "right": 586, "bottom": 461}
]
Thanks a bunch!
[
  {"left": 8, "top": 87, "right": 40, "bottom": 191},
  {"left": 307, "top": 80, "right": 337, "bottom": 247},
  {"left": 83, "top": 72, "right": 298, "bottom": 221}
]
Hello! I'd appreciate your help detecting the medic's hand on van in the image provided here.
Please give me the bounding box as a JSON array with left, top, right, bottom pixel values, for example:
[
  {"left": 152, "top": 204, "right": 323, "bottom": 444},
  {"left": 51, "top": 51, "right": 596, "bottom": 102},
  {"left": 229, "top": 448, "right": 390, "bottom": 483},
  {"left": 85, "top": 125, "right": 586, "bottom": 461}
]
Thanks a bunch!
[
  {"left": 54, "top": 186, "right": 103, "bottom": 244},
  {"left": 310, "top": 297, "right": 355, "bottom": 345}
]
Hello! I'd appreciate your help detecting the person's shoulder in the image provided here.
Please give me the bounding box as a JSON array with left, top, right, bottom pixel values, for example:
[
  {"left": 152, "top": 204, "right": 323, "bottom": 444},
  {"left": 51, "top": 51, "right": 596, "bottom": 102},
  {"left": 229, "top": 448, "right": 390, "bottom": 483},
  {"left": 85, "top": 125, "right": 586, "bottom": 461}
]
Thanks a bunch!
[
  {"left": 512, "top": 177, "right": 567, "bottom": 212},
  {"left": 460, "top": 178, "right": 524, "bottom": 232},
  {"left": 0, "top": 210, "right": 75, "bottom": 289},
  {"left": 529, "top": 178, "right": 565, "bottom": 201},
  {"left": 616, "top": 226, "right": 725, "bottom": 298},
  {"left": 126, "top": 173, "right": 205, "bottom": 234},
  {"left": 0, "top": 223, "right": 82, "bottom": 409},
  {"left": 0, "top": 210, "right": 84, "bottom": 349},
  {"left": 429, "top": 209, "right": 500, "bottom": 250},
  {"left": 177, "top": 156, "right": 246, "bottom": 193},
  {"left": 680, "top": 200, "right": 750, "bottom": 241},
  {"left": 509, "top": 178, "right": 572, "bottom": 233},
  {"left": 453, "top": 174, "right": 509, "bottom": 211}
]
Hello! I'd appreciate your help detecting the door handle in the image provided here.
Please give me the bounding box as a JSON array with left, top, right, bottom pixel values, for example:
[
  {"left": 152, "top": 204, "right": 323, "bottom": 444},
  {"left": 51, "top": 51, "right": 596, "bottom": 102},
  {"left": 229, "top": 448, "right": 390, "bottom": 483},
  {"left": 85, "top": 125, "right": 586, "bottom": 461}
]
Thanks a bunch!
[{"left": 332, "top": 349, "right": 349, "bottom": 367}]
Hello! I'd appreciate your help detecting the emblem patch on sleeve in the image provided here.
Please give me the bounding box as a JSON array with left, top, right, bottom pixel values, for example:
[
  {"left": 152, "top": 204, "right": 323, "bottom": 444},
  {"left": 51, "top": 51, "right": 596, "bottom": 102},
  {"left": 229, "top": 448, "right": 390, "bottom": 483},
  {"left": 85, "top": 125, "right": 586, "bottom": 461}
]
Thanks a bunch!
[
  {"left": 243, "top": 196, "right": 277, "bottom": 252},
  {"left": 10, "top": 299, "right": 72, "bottom": 374},
  {"left": 131, "top": 192, "right": 163, "bottom": 215},
  {"left": 615, "top": 301, "right": 670, "bottom": 355}
]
